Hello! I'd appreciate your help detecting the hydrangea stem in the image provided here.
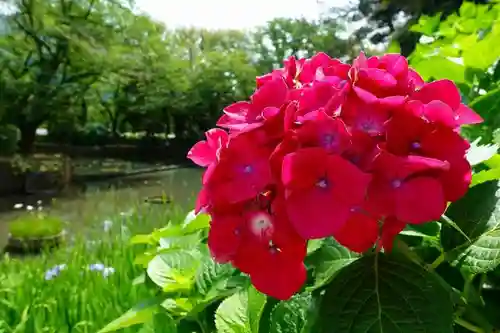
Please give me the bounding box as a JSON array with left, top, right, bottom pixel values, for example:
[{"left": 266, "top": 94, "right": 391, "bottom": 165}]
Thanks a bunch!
[
  {"left": 454, "top": 317, "right": 486, "bottom": 333},
  {"left": 441, "top": 214, "right": 471, "bottom": 243},
  {"left": 393, "top": 239, "right": 424, "bottom": 265},
  {"left": 395, "top": 238, "right": 445, "bottom": 271},
  {"left": 429, "top": 253, "right": 445, "bottom": 271}
]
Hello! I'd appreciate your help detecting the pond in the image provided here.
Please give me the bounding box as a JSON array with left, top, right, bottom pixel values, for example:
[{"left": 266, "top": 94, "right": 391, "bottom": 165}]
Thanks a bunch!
[{"left": 0, "top": 164, "right": 203, "bottom": 249}]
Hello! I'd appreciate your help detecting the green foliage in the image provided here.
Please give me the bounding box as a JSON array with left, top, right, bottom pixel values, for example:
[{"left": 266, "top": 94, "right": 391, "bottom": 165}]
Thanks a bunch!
[
  {"left": 8, "top": 213, "right": 64, "bottom": 238},
  {"left": 442, "top": 180, "right": 500, "bottom": 275},
  {"left": 269, "top": 293, "right": 316, "bottom": 333},
  {"left": 98, "top": 297, "right": 167, "bottom": 333},
  {"left": 318, "top": 253, "right": 454, "bottom": 333},
  {"left": 305, "top": 237, "right": 359, "bottom": 291},
  {"left": 214, "top": 286, "right": 266, "bottom": 333},
  {"left": 409, "top": 2, "right": 500, "bottom": 79},
  {"left": 0, "top": 205, "right": 173, "bottom": 333},
  {"left": 408, "top": 2, "right": 500, "bottom": 144}
]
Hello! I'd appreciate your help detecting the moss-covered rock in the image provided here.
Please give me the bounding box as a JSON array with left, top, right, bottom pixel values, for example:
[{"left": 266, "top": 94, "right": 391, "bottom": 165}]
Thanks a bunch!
[{"left": 9, "top": 214, "right": 64, "bottom": 239}]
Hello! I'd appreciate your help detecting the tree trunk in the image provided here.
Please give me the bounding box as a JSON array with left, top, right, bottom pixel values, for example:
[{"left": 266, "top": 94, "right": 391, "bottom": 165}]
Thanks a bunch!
[{"left": 18, "top": 123, "right": 38, "bottom": 155}]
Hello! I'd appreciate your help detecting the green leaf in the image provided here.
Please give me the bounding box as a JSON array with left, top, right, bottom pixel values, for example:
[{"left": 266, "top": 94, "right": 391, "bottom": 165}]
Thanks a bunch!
[
  {"left": 306, "top": 239, "right": 323, "bottom": 255},
  {"left": 441, "top": 180, "right": 500, "bottom": 274},
  {"left": 161, "top": 298, "right": 195, "bottom": 318},
  {"left": 130, "top": 234, "right": 154, "bottom": 245},
  {"left": 386, "top": 40, "right": 400, "bottom": 54},
  {"left": 317, "top": 253, "right": 454, "bottom": 333},
  {"left": 138, "top": 311, "right": 177, "bottom": 333},
  {"left": 134, "top": 252, "right": 158, "bottom": 267},
  {"left": 195, "top": 258, "right": 237, "bottom": 298},
  {"left": 98, "top": 298, "right": 162, "bottom": 333},
  {"left": 410, "top": 14, "right": 441, "bottom": 35},
  {"left": 463, "top": 28, "right": 500, "bottom": 71},
  {"left": 459, "top": 2, "right": 477, "bottom": 18},
  {"left": 215, "top": 286, "right": 267, "bottom": 333},
  {"left": 182, "top": 210, "right": 210, "bottom": 234},
  {"left": 466, "top": 87, "right": 500, "bottom": 142},
  {"left": 150, "top": 225, "right": 185, "bottom": 242},
  {"left": 195, "top": 260, "right": 232, "bottom": 293},
  {"left": 158, "top": 233, "right": 202, "bottom": 251},
  {"left": 471, "top": 168, "right": 500, "bottom": 187},
  {"left": 306, "top": 238, "right": 358, "bottom": 291},
  {"left": 484, "top": 154, "right": 500, "bottom": 169},
  {"left": 147, "top": 250, "right": 201, "bottom": 292},
  {"left": 401, "top": 221, "right": 441, "bottom": 238},
  {"left": 411, "top": 56, "right": 465, "bottom": 82},
  {"left": 269, "top": 293, "right": 316, "bottom": 333},
  {"left": 132, "top": 274, "right": 146, "bottom": 285},
  {"left": 470, "top": 87, "right": 500, "bottom": 119}
]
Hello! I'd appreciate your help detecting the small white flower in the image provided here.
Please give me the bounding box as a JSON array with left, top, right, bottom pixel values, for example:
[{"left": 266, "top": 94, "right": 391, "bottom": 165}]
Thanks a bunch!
[
  {"left": 26, "top": 205, "right": 34, "bottom": 211},
  {"left": 103, "top": 220, "right": 113, "bottom": 232},
  {"left": 103, "top": 267, "right": 115, "bottom": 278},
  {"left": 89, "top": 263, "right": 105, "bottom": 271},
  {"left": 36, "top": 200, "right": 42, "bottom": 205},
  {"left": 13, "top": 203, "right": 23, "bottom": 209}
]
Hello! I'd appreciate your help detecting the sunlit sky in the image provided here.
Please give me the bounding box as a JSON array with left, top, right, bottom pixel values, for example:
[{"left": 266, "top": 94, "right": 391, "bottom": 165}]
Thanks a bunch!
[{"left": 135, "top": 0, "right": 352, "bottom": 30}]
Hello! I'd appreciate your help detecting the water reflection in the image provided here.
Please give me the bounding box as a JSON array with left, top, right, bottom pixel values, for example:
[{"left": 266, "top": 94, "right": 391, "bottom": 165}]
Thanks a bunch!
[{"left": 0, "top": 167, "right": 203, "bottom": 248}]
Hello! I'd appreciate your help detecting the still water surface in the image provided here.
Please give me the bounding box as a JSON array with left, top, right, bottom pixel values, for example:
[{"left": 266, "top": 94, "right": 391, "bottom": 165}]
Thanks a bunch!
[{"left": 0, "top": 167, "right": 203, "bottom": 248}]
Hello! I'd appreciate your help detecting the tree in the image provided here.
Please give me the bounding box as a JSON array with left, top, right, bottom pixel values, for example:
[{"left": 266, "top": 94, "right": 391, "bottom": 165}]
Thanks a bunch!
[
  {"left": 252, "top": 17, "right": 349, "bottom": 74},
  {"left": 328, "top": 0, "right": 492, "bottom": 56},
  {"left": 0, "top": 0, "right": 354, "bottom": 153},
  {"left": 0, "top": 0, "right": 121, "bottom": 152}
]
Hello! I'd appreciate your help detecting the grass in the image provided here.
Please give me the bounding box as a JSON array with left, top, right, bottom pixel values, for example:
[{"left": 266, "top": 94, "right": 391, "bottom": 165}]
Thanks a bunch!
[
  {"left": 0, "top": 198, "right": 189, "bottom": 333},
  {"left": 9, "top": 214, "right": 64, "bottom": 238}
]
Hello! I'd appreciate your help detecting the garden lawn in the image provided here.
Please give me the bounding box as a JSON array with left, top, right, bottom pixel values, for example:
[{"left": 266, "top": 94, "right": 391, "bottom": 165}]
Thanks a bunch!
[{"left": 0, "top": 202, "right": 186, "bottom": 333}]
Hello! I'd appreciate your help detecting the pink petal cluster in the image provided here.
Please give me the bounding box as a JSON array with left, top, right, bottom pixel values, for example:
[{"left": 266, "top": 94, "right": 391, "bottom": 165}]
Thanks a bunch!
[{"left": 187, "top": 52, "right": 482, "bottom": 300}]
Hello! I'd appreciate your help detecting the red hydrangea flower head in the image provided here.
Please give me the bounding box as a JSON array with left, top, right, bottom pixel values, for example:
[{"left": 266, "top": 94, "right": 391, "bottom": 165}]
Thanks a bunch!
[{"left": 188, "top": 51, "right": 483, "bottom": 300}]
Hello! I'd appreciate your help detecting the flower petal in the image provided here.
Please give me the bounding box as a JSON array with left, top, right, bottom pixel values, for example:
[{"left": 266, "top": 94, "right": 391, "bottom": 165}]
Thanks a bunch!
[
  {"left": 286, "top": 187, "right": 350, "bottom": 239},
  {"left": 334, "top": 210, "right": 379, "bottom": 253},
  {"left": 413, "top": 79, "right": 461, "bottom": 110},
  {"left": 281, "top": 147, "right": 328, "bottom": 191},
  {"left": 380, "top": 217, "right": 406, "bottom": 252},
  {"left": 187, "top": 141, "right": 213, "bottom": 167},
  {"left": 208, "top": 214, "right": 242, "bottom": 263},
  {"left": 455, "top": 103, "right": 483, "bottom": 125},
  {"left": 440, "top": 157, "right": 472, "bottom": 202},
  {"left": 358, "top": 68, "right": 398, "bottom": 89},
  {"left": 252, "top": 77, "right": 288, "bottom": 110},
  {"left": 250, "top": 259, "right": 307, "bottom": 300},
  {"left": 396, "top": 177, "right": 446, "bottom": 224},
  {"left": 422, "top": 100, "right": 456, "bottom": 128}
]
